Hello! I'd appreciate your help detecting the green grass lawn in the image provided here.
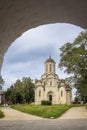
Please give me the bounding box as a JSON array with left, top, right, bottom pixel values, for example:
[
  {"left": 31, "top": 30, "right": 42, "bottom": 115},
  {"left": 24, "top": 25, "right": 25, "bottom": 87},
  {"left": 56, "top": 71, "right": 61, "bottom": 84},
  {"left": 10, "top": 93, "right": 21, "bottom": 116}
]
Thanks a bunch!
[
  {"left": 11, "top": 104, "right": 71, "bottom": 119},
  {"left": 0, "top": 109, "right": 4, "bottom": 118}
]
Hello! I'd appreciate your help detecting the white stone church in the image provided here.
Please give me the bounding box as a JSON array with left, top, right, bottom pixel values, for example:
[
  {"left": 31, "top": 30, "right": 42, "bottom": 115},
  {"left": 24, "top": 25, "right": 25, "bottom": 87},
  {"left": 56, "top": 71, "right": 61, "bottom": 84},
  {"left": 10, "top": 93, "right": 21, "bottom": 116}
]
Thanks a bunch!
[{"left": 35, "top": 57, "right": 72, "bottom": 105}]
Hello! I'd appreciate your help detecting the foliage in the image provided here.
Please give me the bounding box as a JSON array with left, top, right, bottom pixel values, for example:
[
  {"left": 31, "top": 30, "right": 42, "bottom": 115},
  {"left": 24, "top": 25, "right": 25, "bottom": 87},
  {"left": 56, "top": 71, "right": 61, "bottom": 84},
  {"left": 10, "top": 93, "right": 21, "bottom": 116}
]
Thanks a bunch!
[
  {"left": 11, "top": 104, "right": 71, "bottom": 119},
  {"left": 74, "top": 96, "right": 80, "bottom": 103},
  {"left": 5, "top": 77, "right": 35, "bottom": 104},
  {"left": 41, "top": 100, "right": 52, "bottom": 105},
  {"left": 0, "top": 75, "right": 4, "bottom": 90},
  {"left": 0, "top": 109, "right": 4, "bottom": 118},
  {"left": 71, "top": 104, "right": 85, "bottom": 107},
  {"left": 59, "top": 31, "right": 87, "bottom": 102}
]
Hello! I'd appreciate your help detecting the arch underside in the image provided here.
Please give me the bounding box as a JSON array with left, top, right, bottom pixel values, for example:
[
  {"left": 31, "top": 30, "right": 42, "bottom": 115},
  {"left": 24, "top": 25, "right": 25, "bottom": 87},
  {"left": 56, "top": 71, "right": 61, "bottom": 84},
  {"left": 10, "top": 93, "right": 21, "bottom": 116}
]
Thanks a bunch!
[{"left": 0, "top": 0, "right": 87, "bottom": 70}]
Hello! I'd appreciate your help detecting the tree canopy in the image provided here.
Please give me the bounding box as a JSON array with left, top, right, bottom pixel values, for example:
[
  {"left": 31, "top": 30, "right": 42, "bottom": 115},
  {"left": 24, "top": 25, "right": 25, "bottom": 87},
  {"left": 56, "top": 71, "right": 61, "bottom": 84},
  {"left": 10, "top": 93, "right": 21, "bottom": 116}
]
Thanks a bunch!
[
  {"left": 5, "top": 77, "right": 35, "bottom": 104},
  {"left": 0, "top": 75, "right": 4, "bottom": 90},
  {"left": 59, "top": 31, "right": 87, "bottom": 102}
]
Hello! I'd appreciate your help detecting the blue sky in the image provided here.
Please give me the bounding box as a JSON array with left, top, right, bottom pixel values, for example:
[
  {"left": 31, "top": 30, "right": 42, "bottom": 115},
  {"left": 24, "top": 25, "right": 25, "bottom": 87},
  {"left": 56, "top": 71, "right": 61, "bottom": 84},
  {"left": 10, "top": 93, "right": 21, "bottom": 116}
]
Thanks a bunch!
[{"left": 1, "top": 23, "right": 84, "bottom": 98}]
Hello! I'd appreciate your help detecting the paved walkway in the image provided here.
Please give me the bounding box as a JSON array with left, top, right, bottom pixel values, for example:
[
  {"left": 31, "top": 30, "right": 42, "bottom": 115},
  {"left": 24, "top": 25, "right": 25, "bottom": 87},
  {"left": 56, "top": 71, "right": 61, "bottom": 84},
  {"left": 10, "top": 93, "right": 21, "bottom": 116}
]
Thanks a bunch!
[
  {"left": 0, "top": 106, "right": 87, "bottom": 120},
  {"left": 59, "top": 106, "right": 87, "bottom": 119},
  {"left": 0, "top": 107, "right": 44, "bottom": 120},
  {"left": 0, "top": 106, "right": 87, "bottom": 130}
]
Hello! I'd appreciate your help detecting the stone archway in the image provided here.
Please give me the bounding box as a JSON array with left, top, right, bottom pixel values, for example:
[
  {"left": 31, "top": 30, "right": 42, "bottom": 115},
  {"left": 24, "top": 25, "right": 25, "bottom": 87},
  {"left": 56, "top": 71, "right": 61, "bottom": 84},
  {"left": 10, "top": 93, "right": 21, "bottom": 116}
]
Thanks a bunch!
[
  {"left": 0, "top": 0, "right": 87, "bottom": 71},
  {"left": 47, "top": 91, "right": 54, "bottom": 103}
]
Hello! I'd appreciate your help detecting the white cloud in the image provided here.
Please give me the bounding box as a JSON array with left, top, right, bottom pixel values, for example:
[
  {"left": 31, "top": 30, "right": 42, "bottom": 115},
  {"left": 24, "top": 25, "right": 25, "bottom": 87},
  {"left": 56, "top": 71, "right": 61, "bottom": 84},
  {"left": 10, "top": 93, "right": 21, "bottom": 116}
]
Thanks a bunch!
[{"left": 1, "top": 23, "right": 84, "bottom": 92}]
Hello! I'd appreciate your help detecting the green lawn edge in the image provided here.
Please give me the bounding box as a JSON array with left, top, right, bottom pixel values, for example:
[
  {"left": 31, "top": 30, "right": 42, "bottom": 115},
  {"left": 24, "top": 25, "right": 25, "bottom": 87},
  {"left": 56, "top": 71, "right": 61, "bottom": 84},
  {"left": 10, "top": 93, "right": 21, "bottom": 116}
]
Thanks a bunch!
[{"left": 11, "top": 104, "right": 71, "bottom": 119}]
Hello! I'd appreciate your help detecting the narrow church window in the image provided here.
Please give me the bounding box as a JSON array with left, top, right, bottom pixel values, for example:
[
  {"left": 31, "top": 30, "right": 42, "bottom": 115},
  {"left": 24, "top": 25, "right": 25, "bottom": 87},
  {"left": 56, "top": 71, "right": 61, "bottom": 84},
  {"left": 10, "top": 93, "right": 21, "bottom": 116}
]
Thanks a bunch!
[
  {"left": 44, "top": 81, "right": 45, "bottom": 85},
  {"left": 46, "top": 64, "right": 48, "bottom": 72},
  {"left": 39, "top": 90, "right": 41, "bottom": 97},
  {"left": 50, "top": 81, "right": 52, "bottom": 87},
  {"left": 50, "top": 64, "right": 51, "bottom": 72},
  {"left": 53, "top": 64, "right": 55, "bottom": 72},
  {"left": 61, "top": 91, "right": 63, "bottom": 97}
]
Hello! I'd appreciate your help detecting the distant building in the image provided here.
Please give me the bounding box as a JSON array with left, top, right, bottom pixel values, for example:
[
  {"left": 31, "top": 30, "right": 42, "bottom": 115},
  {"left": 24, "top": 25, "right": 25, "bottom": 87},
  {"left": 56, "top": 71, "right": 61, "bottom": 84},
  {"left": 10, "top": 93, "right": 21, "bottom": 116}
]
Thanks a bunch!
[{"left": 35, "top": 57, "right": 72, "bottom": 105}]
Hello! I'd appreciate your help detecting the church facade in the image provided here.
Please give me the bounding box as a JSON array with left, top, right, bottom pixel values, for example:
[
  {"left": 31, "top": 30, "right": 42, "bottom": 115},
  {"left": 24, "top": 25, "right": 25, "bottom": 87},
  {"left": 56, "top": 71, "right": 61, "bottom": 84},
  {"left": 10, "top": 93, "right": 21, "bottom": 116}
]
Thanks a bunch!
[{"left": 35, "top": 57, "right": 72, "bottom": 105}]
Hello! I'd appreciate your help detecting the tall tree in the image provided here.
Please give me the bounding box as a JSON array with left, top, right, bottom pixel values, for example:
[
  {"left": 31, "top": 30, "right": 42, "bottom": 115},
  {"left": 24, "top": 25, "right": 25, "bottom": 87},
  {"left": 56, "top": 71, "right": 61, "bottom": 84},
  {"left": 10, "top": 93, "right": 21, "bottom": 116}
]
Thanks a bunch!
[
  {"left": 5, "top": 77, "right": 35, "bottom": 104},
  {"left": 59, "top": 31, "right": 87, "bottom": 102},
  {"left": 22, "top": 77, "right": 35, "bottom": 103}
]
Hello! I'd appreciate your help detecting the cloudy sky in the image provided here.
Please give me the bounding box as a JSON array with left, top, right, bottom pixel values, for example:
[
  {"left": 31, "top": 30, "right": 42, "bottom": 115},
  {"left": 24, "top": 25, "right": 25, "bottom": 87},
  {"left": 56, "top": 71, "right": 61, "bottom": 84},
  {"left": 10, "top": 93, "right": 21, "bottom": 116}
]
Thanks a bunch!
[{"left": 1, "top": 23, "right": 84, "bottom": 97}]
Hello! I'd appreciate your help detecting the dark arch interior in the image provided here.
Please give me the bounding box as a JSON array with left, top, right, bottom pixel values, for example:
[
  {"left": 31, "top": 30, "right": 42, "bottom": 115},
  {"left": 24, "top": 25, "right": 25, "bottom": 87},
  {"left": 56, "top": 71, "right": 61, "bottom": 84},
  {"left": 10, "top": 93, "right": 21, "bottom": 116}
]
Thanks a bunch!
[
  {"left": 0, "top": 0, "right": 87, "bottom": 70},
  {"left": 49, "top": 95, "right": 52, "bottom": 102}
]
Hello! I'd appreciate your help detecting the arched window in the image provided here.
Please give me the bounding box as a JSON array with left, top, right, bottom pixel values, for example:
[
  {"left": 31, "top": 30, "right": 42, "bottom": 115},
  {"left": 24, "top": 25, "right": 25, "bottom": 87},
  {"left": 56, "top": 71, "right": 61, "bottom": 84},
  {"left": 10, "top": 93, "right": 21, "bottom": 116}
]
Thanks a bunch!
[
  {"left": 46, "top": 64, "right": 48, "bottom": 72},
  {"left": 50, "top": 81, "right": 52, "bottom": 87},
  {"left": 61, "top": 91, "right": 63, "bottom": 97},
  {"left": 50, "top": 64, "right": 51, "bottom": 72},
  {"left": 39, "top": 90, "right": 41, "bottom": 97}
]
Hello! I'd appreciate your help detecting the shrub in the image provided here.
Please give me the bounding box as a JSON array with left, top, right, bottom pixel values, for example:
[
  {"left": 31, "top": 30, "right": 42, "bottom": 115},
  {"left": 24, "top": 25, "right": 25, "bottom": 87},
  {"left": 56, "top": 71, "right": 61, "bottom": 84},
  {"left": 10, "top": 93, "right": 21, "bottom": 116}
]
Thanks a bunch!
[
  {"left": 0, "top": 110, "right": 4, "bottom": 118},
  {"left": 41, "top": 100, "right": 52, "bottom": 105}
]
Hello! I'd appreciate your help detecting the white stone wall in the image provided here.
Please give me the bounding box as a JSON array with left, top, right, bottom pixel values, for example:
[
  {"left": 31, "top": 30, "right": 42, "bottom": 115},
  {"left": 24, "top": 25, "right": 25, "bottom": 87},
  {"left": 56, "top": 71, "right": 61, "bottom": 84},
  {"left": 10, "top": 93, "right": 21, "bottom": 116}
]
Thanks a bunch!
[
  {"left": 66, "top": 90, "right": 72, "bottom": 104},
  {"left": 35, "top": 58, "right": 72, "bottom": 105},
  {"left": 59, "top": 87, "right": 66, "bottom": 104},
  {"left": 35, "top": 84, "right": 44, "bottom": 105},
  {"left": 35, "top": 80, "right": 71, "bottom": 105}
]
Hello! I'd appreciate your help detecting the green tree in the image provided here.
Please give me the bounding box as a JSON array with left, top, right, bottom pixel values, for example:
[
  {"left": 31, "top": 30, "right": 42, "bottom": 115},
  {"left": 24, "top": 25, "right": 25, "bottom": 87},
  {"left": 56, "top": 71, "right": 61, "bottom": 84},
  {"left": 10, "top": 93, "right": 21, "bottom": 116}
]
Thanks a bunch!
[
  {"left": 5, "top": 77, "right": 35, "bottom": 104},
  {"left": 22, "top": 77, "right": 35, "bottom": 103},
  {"left": 4, "top": 85, "right": 16, "bottom": 104},
  {"left": 59, "top": 31, "right": 87, "bottom": 102},
  {"left": 0, "top": 75, "right": 4, "bottom": 90},
  {"left": 74, "top": 96, "right": 80, "bottom": 103}
]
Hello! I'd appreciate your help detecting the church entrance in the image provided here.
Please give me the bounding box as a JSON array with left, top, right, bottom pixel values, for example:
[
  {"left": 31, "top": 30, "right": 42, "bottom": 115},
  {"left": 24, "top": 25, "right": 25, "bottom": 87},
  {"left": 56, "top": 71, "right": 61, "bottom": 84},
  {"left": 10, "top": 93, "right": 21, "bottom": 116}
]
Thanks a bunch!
[
  {"left": 47, "top": 91, "right": 53, "bottom": 103},
  {"left": 49, "top": 95, "right": 52, "bottom": 102}
]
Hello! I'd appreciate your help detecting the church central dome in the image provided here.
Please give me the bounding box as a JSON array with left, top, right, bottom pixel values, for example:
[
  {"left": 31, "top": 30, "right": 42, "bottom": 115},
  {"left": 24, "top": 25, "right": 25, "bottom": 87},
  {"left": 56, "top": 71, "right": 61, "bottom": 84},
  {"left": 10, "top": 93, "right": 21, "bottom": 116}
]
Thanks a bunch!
[{"left": 45, "top": 56, "right": 55, "bottom": 63}]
